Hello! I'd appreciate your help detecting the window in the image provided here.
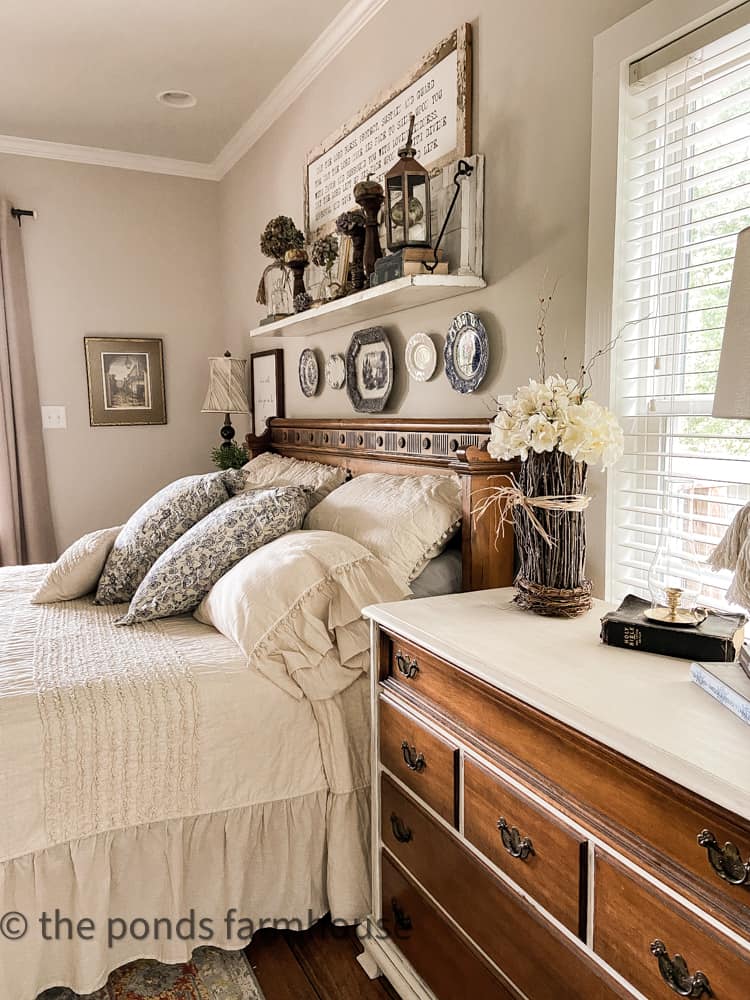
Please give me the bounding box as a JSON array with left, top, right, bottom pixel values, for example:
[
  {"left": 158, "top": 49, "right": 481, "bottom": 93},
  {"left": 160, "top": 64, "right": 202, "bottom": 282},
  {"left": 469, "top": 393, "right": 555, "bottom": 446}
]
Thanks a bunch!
[{"left": 610, "top": 11, "right": 750, "bottom": 609}]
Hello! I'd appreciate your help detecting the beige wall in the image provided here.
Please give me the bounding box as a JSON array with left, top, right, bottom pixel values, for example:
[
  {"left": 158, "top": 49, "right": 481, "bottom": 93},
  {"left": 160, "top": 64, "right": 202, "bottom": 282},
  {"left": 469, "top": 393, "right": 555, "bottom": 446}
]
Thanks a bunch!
[
  {"left": 219, "top": 0, "right": 651, "bottom": 593},
  {"left": 220, "top": 0, "right": 650, "bottom": 431},
  {"left": 1, "top": 0, "right": 653, "bottom": 569},
  {"left": 0, "top": 155, "right": 222, "bottom": 550}
]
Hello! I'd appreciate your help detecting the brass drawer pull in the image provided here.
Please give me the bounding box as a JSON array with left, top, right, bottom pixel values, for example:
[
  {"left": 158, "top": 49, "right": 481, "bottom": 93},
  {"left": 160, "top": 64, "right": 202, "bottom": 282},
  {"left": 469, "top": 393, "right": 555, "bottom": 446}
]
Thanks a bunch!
[
  {"left": 401, "top": 741, "right": 426, "bottom": 772},
  {"left": 395, "top": 650, "right": 419, "bottom": 679},
  {"left": 650, "top": 940, "right": 713, "bottom": 998},
  {"left": 697, "top": 829, "right": 750, "bottom": 887},
  {"left": 390, "top": 813, "right": 413, "bottom": 843},
  {"left": 497, "top": 818, "right": 535, "bottom": 861},
  {"left": 391, "top": 897, "right": 412, "bottom": 932}
]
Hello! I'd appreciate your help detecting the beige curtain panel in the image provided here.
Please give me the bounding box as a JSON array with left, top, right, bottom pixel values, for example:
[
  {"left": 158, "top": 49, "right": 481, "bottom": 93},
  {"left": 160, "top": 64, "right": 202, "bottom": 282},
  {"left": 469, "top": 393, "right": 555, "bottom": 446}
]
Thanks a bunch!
[{"left": 0, "top": 199, "right": 56, "bottom": 565}]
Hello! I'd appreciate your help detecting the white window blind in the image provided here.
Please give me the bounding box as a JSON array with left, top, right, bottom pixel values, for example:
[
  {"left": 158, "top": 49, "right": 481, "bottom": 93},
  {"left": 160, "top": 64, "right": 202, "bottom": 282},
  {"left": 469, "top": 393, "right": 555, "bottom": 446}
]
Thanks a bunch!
[{"left": 610, "top": 11, "right": 750, "bottom": 609}]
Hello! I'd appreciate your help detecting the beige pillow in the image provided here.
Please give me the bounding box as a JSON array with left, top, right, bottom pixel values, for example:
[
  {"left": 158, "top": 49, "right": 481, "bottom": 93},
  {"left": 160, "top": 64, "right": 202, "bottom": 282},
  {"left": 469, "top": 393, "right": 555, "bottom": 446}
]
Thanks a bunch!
[
  {"left": 31, "top": 526, "right": 122, "bottom": 604},
  {"left": 242, "top": 452, "right": 347, "bottom": 506},
  {"left": 305, "top": 472, "right": 462, "bottom": 585},
  {"left": 195, "top": 529, "right": 409, "bottom": 700}
]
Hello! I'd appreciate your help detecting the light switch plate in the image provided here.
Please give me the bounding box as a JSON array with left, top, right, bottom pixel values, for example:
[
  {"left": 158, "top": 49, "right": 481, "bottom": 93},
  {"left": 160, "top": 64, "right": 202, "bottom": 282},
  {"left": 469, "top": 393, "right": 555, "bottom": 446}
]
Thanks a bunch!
[{"left": 42, "top": 405, "right": 67, "bottom": 429}]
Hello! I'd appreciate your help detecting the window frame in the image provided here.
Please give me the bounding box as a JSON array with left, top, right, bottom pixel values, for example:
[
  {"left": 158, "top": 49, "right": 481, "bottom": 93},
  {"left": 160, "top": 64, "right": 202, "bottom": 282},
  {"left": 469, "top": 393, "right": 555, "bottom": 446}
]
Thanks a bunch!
[{"left": 585, "top": 0, "right": 748, "bottom": 601}]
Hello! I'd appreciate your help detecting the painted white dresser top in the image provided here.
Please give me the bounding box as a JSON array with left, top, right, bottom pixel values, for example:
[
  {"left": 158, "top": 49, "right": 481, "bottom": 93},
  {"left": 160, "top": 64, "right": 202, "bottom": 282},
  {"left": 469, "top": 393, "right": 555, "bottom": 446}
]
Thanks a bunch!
[{"left": 365, "top": 588, "right": 750, "bottom": 822}]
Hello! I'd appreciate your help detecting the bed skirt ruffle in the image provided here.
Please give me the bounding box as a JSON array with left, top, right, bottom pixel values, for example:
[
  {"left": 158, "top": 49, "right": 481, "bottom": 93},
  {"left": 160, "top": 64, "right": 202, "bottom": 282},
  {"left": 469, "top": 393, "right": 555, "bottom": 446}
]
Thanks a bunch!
[{"left": 0, "top": 784, "right": 369, "bottom": 1000}]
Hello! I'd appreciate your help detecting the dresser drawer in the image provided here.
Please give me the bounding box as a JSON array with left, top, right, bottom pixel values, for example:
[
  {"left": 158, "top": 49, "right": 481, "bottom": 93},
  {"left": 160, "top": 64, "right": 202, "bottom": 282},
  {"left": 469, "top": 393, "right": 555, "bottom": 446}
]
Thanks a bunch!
[
  {"left": 381, "top": 852, "right": 516, "bottom": 1000},
  {"left": 594, "top": 848, "right": 750, "bottom": 1000},
  {"left": 379, "top": 695, "right": 458, "bottom": 825},
  {"left": 379, "top": 628, "right": 750, "bottom": 937},
  {"left": 381, "top": 774, "right": 631, "bottom": 1000},
  {"left": 463, "top": 756, "right": 586, "bottom": 936},
  {"left": 385, "top": 634, "right": 447, "bottom": 697}
]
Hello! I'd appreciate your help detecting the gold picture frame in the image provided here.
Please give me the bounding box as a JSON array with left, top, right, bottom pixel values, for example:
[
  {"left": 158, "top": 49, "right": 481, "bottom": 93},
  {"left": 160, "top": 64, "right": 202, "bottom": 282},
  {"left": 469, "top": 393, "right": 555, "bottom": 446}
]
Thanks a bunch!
[{"left": 84, "top": 336, "right": 167, "bottom": 427}]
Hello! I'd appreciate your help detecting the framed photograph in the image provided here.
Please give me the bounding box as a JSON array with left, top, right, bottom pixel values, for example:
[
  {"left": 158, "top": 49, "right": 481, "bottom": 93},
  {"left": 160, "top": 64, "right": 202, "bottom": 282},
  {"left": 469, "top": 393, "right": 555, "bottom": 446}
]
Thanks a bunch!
[
  {"left": 84, "top": 336, "right": 166, "bottom": 426},
  {"left": 345, "top": 327, "right": 393, "bottom": 413},
  {"left": 250, "top": 348, "right": 285, "bottom": 437}
]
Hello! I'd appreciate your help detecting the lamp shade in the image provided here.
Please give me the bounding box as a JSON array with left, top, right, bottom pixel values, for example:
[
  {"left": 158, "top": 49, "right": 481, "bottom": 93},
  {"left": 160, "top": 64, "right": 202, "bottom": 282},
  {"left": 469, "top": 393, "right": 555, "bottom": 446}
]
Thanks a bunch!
[
  {"left": 713, "top": 225, "right": 750, "bottom": 419},
  {"left": 201, "top": 355, "right": 250, "bottom": 414}
]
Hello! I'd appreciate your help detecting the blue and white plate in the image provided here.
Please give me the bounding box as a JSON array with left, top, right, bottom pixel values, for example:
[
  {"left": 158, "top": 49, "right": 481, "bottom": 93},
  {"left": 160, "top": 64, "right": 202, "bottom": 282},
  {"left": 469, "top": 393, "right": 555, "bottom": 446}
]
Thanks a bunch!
[
  {"left": 298, "top": 348, "right": 319, "bottom": 397},
  {"left": 444, "top": 311, "right": 488, "bottom": 394}
]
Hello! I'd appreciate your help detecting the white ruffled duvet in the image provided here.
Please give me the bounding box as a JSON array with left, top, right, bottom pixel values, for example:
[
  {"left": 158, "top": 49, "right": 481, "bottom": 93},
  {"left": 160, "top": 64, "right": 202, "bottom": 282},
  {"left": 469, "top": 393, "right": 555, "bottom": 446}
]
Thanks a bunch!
[{"left": 0, "top": 541, "right": 402, "bottom": 1000}]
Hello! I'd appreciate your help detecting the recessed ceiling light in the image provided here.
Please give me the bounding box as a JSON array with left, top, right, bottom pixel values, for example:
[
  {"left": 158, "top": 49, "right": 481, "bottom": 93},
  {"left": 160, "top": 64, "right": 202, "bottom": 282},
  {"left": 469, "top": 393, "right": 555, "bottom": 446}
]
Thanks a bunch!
[{"left": 157, "top": 90, "right": 197, "bottom": 109}]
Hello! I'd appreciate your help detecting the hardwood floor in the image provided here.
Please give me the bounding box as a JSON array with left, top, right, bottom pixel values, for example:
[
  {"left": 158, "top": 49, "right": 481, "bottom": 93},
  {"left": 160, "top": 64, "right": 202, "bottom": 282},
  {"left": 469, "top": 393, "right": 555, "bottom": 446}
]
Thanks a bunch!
[{"left": 245, "top": 917, "right": 399, "bottom": 1000}]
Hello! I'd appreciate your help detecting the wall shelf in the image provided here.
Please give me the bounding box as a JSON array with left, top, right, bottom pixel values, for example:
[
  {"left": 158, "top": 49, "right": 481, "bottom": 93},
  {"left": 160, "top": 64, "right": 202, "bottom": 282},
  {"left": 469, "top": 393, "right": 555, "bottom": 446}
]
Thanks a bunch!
[{"left": 248, "top": 274, "right": 486, "bottom": 338}]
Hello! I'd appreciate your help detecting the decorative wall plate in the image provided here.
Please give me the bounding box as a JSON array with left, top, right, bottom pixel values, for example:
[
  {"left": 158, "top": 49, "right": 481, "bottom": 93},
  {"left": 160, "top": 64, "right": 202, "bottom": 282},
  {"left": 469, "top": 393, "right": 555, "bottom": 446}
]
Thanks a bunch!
[
  {"left": 298, "top": 348, "right": 319, "bottom": 397},
  {"left": 345, "top": 327, "right": 393, "bottom": 412},
  {"left": 444, "top": 311, "right": 488, "bottom": 394},
  {"left": 405, "top": 332, "right": 437, "bottom": 383},
  {"left": 325, "top": 353, "right": 346, "bottom": 390}
]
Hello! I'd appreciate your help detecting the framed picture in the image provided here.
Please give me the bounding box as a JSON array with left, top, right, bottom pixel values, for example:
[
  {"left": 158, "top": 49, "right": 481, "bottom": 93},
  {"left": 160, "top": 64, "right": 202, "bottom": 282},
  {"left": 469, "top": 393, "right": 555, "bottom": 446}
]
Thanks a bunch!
[
  {"left": 345, "top": 327, "right": 393, "bottom": 412},
  {"left": 250, "top": 348, "right": 285, "bottom": 437},
  {"left": 84, "top": 336, "right": 166, "bottom": 426},
  {"left": 305, "top": 24, "right": 472, "bottom": 238}
]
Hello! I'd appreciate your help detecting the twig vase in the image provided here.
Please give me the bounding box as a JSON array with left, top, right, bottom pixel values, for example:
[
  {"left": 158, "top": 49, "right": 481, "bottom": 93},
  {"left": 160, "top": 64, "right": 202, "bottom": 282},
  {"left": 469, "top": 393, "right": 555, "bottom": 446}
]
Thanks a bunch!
[{"left": 514, "top": 449, "right": 592, "bottom": 617}]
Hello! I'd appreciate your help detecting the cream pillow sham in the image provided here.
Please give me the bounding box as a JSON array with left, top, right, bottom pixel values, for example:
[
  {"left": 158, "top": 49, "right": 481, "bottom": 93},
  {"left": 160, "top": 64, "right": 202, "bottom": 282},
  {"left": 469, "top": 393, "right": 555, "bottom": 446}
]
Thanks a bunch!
[
  {"left": 195, "top": 529, "right": 409, "bottom": 700},
  {"left": 31, "top": 526, "right": 122, "bottom": 604},
  {"left": 304, "top": 472, "right": 462, "bottom": 585},
  {"left": 242, "top": 452, "right": 347, "bottom": 506}
]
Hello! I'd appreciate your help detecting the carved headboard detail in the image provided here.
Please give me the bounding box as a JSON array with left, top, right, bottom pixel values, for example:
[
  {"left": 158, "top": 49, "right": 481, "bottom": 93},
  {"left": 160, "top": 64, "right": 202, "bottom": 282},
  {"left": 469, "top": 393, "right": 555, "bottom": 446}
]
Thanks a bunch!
[{"left": 246, "top": 417, "right": 518, "bottom": 593}]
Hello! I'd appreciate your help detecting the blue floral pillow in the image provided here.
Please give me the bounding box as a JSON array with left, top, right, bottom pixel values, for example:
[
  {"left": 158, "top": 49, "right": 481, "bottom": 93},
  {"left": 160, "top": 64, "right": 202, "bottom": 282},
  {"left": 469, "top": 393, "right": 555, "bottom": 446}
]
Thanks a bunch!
[
  {"left": 116, "top": 485, "right": 308, "bottom": 625},
  {"left": 95, "top": 469, "right": 246, "bottom": 605}
]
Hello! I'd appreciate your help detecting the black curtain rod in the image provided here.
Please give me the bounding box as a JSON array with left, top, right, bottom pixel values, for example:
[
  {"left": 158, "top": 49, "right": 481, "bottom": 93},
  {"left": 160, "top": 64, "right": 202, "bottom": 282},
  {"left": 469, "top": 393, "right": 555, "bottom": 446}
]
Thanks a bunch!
[{"left": 10, "top": 208, "right": 36, "bottom": 226}]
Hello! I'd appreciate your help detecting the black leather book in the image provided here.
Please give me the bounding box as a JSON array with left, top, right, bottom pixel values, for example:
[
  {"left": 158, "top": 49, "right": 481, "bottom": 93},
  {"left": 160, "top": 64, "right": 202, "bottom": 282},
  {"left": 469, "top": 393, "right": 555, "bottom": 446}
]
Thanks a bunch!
[{"left": 600, "top": 594, "right": 746, "bottom": 662}]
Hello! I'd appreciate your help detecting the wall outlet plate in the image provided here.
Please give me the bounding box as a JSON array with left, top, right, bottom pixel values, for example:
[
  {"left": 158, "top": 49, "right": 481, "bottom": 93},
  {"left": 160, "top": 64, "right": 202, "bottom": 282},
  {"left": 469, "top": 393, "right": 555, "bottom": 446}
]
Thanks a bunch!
[{"left": 42, "top": 405, "right": 67, "bottom": 429}]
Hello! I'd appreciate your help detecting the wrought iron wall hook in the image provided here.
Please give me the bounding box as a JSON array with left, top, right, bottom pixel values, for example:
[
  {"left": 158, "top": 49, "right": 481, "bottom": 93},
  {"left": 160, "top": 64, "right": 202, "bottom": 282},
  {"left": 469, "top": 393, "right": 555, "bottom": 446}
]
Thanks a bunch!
[
  {"left": 10, "top": 207, "right": 36, "bottom": 227},
  {"left": 423, "top": 159, "right": 474, "bottom": 274}
]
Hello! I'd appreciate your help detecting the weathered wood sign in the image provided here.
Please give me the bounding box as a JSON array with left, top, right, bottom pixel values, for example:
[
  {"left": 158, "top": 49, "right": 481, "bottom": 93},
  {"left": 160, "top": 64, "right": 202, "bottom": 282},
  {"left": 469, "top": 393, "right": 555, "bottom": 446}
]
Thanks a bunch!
[{"left": 305, "top": 24, "right": 472, "bottom": 239}]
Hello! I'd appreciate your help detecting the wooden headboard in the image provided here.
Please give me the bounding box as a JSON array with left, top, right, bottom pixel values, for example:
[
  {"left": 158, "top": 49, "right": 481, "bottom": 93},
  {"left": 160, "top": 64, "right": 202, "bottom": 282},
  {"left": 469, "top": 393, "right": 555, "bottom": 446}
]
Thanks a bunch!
[{"left": 246, "top": 417, "right": 518, "bottom": 593}]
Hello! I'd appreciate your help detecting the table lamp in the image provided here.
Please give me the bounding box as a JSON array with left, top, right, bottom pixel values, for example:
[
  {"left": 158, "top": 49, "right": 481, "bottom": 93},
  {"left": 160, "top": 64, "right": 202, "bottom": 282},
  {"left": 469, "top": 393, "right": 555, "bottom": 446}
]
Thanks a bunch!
[
  {"left": 708, "top": 226, "right": 750, "bottom": 631},
  {"left": 201, "top": 351, "right": 250, "bottom": 450}
]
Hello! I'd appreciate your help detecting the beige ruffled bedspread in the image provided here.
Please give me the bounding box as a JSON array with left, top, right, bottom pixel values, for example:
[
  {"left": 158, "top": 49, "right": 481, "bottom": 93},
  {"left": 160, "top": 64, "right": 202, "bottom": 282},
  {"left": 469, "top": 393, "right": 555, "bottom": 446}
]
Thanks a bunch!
[{"left": 0, "top": 565, "right": 373, "bottom": 1000}]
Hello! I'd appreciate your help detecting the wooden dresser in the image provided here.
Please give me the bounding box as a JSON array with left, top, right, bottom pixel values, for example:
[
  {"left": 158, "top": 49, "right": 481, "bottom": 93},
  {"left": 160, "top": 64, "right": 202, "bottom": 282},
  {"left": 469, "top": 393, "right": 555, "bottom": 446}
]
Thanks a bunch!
[{"left": 359, "top": 589, "right": 750, "bottom": 1000}]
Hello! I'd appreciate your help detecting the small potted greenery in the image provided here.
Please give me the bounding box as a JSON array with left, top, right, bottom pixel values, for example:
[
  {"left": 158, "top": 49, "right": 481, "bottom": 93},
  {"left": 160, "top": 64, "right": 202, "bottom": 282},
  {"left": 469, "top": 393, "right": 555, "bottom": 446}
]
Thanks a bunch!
[{"left": 211, "top": 441, "right": 249, "bottom": 470}]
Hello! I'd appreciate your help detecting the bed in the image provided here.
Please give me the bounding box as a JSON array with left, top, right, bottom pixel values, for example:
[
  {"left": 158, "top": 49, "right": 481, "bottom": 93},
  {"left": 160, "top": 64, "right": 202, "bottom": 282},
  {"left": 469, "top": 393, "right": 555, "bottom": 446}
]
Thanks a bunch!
[{"left": 0, "top": 417, "right": 516, "bottom": 1000}]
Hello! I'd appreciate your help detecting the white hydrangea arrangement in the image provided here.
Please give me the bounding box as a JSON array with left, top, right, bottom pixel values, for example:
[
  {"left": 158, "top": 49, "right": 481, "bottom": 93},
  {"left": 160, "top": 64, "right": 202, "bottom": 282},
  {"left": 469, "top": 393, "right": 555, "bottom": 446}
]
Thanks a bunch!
[
  {"left": 478, "top": 279, "right": 626, "bottom": 617},
  {"left": 488, "top": 374, "right": 624, "bottom": 469}
]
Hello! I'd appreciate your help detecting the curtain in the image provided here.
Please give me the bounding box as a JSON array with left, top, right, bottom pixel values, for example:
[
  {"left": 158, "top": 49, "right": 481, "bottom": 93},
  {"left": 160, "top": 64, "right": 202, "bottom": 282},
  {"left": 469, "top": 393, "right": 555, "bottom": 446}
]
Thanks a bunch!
[{"left": 0, "top": 199, "right": 56, "bottom": 565}]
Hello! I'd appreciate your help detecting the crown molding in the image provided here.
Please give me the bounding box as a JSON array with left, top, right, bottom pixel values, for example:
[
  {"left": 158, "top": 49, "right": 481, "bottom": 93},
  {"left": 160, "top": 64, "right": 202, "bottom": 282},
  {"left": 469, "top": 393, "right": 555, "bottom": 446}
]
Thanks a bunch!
[
  {"left": 212, "top": 0, "right": 390, "bottom": 179},
  {"left": 0, "top": 0, "right": 389, "bottom": 182},
  {"left": 0, "top": 132, "right": 219, "bottom": 180}
]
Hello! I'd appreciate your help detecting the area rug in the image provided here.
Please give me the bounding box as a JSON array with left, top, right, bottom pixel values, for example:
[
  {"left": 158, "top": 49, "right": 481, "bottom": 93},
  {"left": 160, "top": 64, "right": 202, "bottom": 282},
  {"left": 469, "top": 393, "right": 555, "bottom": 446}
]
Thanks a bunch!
[{"left": 37, "top": 947, "right": 264, "bottom": 1000}]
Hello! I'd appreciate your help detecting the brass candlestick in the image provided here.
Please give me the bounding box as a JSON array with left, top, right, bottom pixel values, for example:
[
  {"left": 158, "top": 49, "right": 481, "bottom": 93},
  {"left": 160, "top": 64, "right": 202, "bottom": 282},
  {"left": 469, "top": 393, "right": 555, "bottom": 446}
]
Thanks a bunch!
[
  {"left": 644, "top": 586, "right": 707, "bottom": 627},
  {"left": 665, "top": 587, "right": 682, "bottom": 622}
]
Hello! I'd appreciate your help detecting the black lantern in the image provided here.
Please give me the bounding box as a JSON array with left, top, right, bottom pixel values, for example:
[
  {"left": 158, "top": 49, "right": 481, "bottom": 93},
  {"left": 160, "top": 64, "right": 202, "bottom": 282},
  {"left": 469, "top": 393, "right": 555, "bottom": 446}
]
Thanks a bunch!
[{"left": 385, "top": 114, "right": 431, "bottom": 251}]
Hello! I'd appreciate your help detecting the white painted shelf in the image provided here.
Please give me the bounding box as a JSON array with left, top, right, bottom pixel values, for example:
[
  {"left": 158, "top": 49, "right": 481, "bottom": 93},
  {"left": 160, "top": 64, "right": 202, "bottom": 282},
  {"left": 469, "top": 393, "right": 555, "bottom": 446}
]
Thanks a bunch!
[{"left": 248, "top": 273, "right": 486, "bottom": 338}]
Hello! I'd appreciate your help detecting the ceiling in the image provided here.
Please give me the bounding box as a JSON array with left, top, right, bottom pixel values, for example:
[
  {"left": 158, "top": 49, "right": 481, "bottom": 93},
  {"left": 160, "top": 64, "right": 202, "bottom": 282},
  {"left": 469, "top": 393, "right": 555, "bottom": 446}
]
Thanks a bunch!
[{"left": 0, "top": 0, "right": 350, "bottom": 164}]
